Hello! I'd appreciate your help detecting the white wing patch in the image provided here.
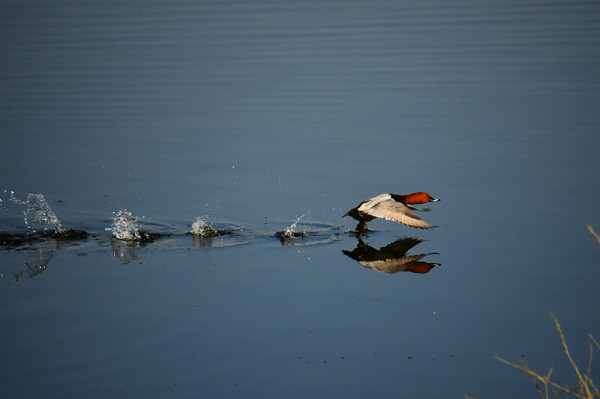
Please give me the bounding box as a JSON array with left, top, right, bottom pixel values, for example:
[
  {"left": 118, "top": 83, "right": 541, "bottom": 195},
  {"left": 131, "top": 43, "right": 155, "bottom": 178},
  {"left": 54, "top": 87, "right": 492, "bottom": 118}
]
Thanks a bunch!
[{"left": 362, "top": 199, "right": 433, "bottom": 229}]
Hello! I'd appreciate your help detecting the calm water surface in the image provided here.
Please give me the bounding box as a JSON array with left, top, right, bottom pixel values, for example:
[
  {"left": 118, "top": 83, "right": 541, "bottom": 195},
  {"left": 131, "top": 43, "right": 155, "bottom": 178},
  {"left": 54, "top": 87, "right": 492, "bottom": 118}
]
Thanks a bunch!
[{"left": 2, "top": 1, "right": 600, "bottom": 398}]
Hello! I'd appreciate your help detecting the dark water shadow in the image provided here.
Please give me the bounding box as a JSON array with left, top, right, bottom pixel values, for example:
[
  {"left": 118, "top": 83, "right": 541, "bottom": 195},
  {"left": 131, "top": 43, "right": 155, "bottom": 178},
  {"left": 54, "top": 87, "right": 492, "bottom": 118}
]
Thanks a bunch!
[
  {"left": 343, "top": 236, "right": 441, "bottom": 275},
  {"left": 0, "top": 229, "right": 88, "bottom": 247},
  {"left": 13, "top": 240, "right": 57, "bottom": 281},
  {"left": 110, "top": 238, "right": 146, "bottom": 265},
  {"left": 184, "top": 220, "right": 252, "bottom": 248},
  {"left": 1, "top": 219, "right": 343, "bottom": 279},
  {"left": 272, "top": 221, "right": 342, "bottom": 247},
  {"left": 1, "top": 229, "right": 90, "bottom": 281}
]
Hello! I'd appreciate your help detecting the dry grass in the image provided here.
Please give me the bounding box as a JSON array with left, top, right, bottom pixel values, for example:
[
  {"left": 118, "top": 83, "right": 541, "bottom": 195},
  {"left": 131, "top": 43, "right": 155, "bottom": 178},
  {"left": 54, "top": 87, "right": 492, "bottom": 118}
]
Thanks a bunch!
[
  {"left": 470, "top": 226, "right": 600, "bottom": 399},
  {"left": 588, "top": 225, "right": 600, "bottom": 244},
  {"left": 496, "top": 314, "right": 600, "bottom": 399}
]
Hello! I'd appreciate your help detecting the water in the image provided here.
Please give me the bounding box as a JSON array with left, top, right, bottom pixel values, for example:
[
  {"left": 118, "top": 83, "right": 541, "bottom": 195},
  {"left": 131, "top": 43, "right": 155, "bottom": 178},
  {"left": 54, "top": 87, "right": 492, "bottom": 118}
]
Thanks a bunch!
[
  {"left": 6, "top": 191, "right": 65, "bottom": 233},
  {"left": 190, "top": 216, "right": 218, "bottom": 237},
  {"left": 342, "top": 237, "right": 440, "bottom": 274},
  {"left": 278, "top": 212, "right": 309, "bottom": 238},
  {"left": 2, "top": 1, "right": 600, "bottom": 398}
]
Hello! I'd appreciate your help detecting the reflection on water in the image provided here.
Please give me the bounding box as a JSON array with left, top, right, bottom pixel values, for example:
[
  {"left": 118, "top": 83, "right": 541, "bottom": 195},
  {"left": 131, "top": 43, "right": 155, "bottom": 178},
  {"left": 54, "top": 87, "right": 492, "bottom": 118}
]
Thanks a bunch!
[
  {"left": 190, "top": 223, "right": 243, "bottom": 247},
  {"left": 1, "top": 219, "right": 343, "bottom": 275},
  {"left": 2, "top": 1, "right": 600, "bottom": 396},
  {"left": 276, "top": 220, "right": 341, "bottom": 247},
  {"left": 191, "top": 234, "right": 217, "bottom": 248},
  {"left": 3, "top": 237, "right": 92, "bottom": 282},
  {"left": 190, "top": 220, "right": 250, "bottom": 247},
  {"left": 111, "top": 238, "right": 143, "bottom": 265},
  {"left": 0, "top": 192, "right": 344, "bottom": 273},
  {"left": 343, "top": 236, "right": 440, "bottom": 275},
  {"left": 0, "top": 191, "right": 91, "bottom": 280},
  {"left": 14, "top": 241, "right": 57, "bottom": 281}
]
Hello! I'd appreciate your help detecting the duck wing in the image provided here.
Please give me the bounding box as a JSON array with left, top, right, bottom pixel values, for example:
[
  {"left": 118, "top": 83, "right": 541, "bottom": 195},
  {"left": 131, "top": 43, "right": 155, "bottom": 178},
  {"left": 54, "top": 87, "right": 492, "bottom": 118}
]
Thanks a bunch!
[
  {"left": 364, "top": 199, "right": 434, "bottom": 229},
  {"left": 358, "top": 254, "right": 430, "bottom": 274}
]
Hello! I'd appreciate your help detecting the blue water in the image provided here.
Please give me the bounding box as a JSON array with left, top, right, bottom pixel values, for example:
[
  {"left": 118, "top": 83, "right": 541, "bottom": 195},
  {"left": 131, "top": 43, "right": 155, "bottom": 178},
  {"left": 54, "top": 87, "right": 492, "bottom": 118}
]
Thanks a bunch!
[{"left": 2, "top": 1, "right": 600, "bottom": 398}]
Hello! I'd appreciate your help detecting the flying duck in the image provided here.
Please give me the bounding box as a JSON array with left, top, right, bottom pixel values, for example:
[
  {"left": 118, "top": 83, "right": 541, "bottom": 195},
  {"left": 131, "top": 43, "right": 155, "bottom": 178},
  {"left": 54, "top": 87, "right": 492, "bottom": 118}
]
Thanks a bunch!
[{"left": 344, "top": 192, "right": 440, "bottom": 232}]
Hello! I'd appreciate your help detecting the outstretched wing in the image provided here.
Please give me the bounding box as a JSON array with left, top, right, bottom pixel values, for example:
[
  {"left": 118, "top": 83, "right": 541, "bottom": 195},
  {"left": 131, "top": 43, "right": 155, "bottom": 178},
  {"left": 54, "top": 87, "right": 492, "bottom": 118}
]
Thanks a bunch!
[{"left": 364, "top": 199, "right": 434, "bottom": 229}]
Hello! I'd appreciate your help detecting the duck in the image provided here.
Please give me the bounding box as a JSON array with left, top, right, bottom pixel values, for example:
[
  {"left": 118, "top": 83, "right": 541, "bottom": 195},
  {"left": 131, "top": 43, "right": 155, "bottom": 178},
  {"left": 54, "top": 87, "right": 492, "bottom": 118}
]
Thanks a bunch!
[
  {"left": 344, "top": 192, "right": 440, "bottom": 232},
  {"left": 343, "top": 237, "right": 441, "bottom": 274}
]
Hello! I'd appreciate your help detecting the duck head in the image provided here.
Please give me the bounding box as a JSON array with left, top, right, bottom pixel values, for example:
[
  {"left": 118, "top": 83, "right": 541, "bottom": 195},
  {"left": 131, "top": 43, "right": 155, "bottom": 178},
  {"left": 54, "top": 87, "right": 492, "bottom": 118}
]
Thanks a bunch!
[{"left": 404, "top": 192, "right": 440, "bottom": 204}]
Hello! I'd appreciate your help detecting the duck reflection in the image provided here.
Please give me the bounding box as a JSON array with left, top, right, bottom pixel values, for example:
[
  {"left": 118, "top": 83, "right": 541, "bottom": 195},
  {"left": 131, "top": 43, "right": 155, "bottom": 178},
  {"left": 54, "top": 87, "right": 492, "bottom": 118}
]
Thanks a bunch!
[{"left": 343, "top": 237, "right": 440, "bottom": 274}]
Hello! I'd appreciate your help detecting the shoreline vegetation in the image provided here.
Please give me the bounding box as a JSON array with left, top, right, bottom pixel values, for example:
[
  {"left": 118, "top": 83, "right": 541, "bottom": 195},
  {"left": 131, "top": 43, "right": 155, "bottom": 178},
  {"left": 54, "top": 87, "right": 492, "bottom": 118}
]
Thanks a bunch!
[
  {"left": 490, "top": 227, "right": 599, "bottom": 399},
  {"left": 496, "top": 314, "right": 599, "bottom": 399},
  {"left": 588, "top": 225, "right": 600, "bottom": 244}
]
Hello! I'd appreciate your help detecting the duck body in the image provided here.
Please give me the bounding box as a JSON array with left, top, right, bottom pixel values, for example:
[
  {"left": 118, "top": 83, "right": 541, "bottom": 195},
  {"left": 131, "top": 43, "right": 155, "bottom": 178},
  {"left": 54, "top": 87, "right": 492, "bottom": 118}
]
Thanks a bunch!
[{"left": 344, "top": 192, "right": 440, "bottom": 232}]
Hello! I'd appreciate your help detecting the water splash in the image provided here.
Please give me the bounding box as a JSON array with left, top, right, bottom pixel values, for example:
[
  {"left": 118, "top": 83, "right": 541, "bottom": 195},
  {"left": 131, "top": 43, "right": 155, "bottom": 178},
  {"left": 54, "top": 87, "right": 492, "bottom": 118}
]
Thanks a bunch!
[
  {"left": 8, "top": 192, "right": 65, "bottom": 233},
  {"left": 1, "top": 191, "right": 88, "bottom": 246},
  {"left": 190, "top": 216, "right": 218, "bottom": 237},
  {"left": 277, "top": 211, "right": 310, "bottom": 239},
  {"left": 108, "top": 209, "right": 144, "bottom": 241}
]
